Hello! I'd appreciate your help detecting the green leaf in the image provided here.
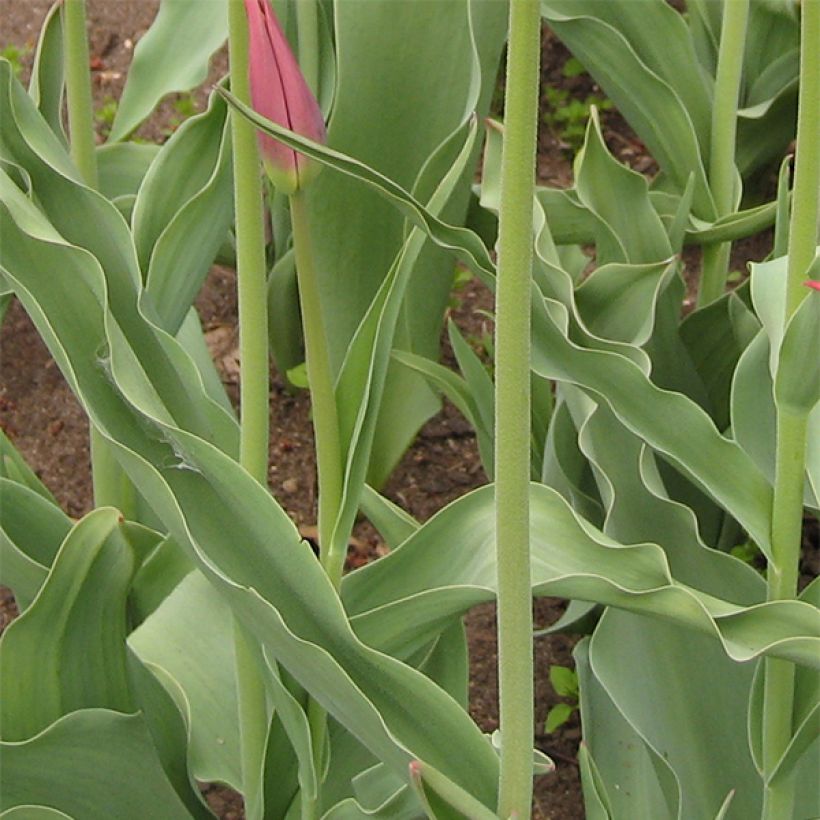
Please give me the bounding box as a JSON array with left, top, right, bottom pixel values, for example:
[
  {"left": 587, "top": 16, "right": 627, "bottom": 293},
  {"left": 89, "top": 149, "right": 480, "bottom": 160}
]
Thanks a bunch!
[
  {"left": 775, "top": 286, "right": 820, "bottom": 415},
  {"left": 133, "top": 90, "right": 233, "bottom": 334},
  {"left": 96, "top": 142, "right": 159, "bottom": 207},
  {"left": 575, "top": 638, "right": 678, "bottom": 818},
  {"left": 549, "top": 665, "right": 579, "bottom": 698},
  {"left": 217, "top": 88, "right": 496, "bottom": 286},
  {"left": 574, "top": 109, "right": 672, "bottom": 265},
  {"left": 128, "top": 571, "right": 241, "bottom": 788},
  {"left": 107, "top": 0, "right": 228, "bottom": 142},
  {"left": 530, "top": 295, "right": 774, "bottom": 557},
  {"left": 0, "top": 509, "right": 134, "bottom": 742},
  {"left": 586, "top": 609, "right": 762, "bottom": 818},
  {"left": 0, "top": 710, "right": 198, "bottom": 819},
  {"left": 0, "top": 479, "right": 71, "bottom": 610},
  {"left": 26, "top": 0, "right": 64, "bottom": 146},
  {"left": 545, "top": 703, "right": 575, "bottom": 733}
]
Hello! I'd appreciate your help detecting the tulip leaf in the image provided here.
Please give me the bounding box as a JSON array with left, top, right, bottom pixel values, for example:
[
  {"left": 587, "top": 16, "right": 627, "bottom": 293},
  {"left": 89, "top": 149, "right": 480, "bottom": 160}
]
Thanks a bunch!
[
  {"left": 775, "top": 284, "right": 820, "bottom": 416},
  {"left": 529, "top": 295, "right": 774, "bottom": 557},
  {"left": 26, "top": 0, "right": 65, "bottom": 146},
  {"left": 134, "top": 90, "right": 234, "bottom": 335},
  {"left": 217, "top": 88, "right": 496, "bottom": 285},
  {"left": 0, "top": 479, "right": 71, "bottom": 610},
  {"left": 0, "top": 710, "right": 198, "bottom": 819},
  {"left": 128, "top": 570, "right": 242, "bottom": 788},
  {"left": 107, "top": 0, "right": 228, "bottom": 143},
  {"left": 0, "top": 509, "right": 134, "bottom": 742}
]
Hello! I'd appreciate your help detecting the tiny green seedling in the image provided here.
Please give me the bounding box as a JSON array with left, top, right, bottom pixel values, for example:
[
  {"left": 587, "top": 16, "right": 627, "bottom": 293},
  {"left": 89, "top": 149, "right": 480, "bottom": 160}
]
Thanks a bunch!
[
  {"left": 95, "top": 96, "right": 119, "bottom": 138},
  {"left": 545, "top": 665, "right": 580, "bottom": 733},
  {"left": 542, "top": 58, "right": 614, "bottom": 152},
  {"left": 0, "top": 43, "right": 33, "bottom": 79}
]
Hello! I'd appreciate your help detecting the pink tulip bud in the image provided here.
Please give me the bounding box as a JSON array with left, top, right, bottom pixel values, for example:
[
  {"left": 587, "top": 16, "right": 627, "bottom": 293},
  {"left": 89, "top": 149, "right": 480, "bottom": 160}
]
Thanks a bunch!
[
  {"left": 804, "top": 280, "right": 820, "bottom": 292},
  {"left": 244, "top": 0, "right": 326, "bottom": 194}
]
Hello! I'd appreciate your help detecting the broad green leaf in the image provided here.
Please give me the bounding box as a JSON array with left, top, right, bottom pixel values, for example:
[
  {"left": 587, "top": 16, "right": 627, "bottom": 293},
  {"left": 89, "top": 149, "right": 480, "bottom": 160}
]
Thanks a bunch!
[
  {"left": 344, "top": 484, "right": 818, "bottom": 668},
  {"left": 0, "top": 429, "right": 59, "bottom": 505},
  {"left": 27, "top": 1, "right": 64, "bottom": 145},
  {"left": 588, "top": 609, "right": 762, "bottom": 819},
  {"left": 574, "top": 109, "right": 672, "bottom": 265},
  {"left": 0, "top": 479, "right": 71, "bottom": 610},
  {"left": 680, "top": 291, "right": 760, "bottom": 430},
  {"left": 0, "top": 807, "right": 72, "bottom": 819},
  {"left": 684, "top": 199, "right": 779, "bottom": 246},
  {"left": 0, "top": 710, "right": 197, "bottom": 819},
  {"left": 0, "top": 509, "right": 134, "bottom": 742},
  {"left": 574, "top": 260, "right": 674, "bottom": 346},
  {"left": 96, "top": 142, "right": 159, "bottom": 206},
  {"left": 329, "top": 115, "right": 479, "bottom": 575},
  {"left": 126, "top": 651, "right": 214, "bottom": 820},
  {"left": 134, "top": 91, "right": 233, "bottom": 334},
  {"left": 218, "top": 88, "right": 496, "bottom": 285},
  {"left": 107, "top": 0, "right": 228, "bottom": 142},
  {"left": 575, "top": 639, "right": 677, "bottom": 819},
  {"left": 775, "top": 288, "right": 820, "bottom": 415},
  {"left": 358, "top": 484, "right": 419, "bottom": 550},
  {"left": 128, "top": 570, "right": 242, "bottom": 789},
  {"left": 577, "top": 743, "right": 613, "bottom": 820},
  {"left": 530, "top": 295, "right": 774, "bottom": 556}
]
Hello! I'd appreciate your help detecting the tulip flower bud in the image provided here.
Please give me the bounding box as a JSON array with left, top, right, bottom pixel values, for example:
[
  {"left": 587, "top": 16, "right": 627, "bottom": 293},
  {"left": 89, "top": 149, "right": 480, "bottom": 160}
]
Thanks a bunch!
[{"left": 244, "top": 0, "right": 326, "bottom": 194}]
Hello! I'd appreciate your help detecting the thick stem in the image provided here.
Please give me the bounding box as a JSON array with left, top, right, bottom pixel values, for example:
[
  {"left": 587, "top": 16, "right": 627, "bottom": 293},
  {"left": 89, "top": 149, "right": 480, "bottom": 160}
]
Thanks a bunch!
[
  {"left": 289, "top": 190, "right": 345, "bottom": 587},
  {"left": 229, "top": 0, "right": 270, "bottom": 485},
  {"left": 62, "top": 0, "right": 97, "bottom": 188},
  {"left": 494, "top": 1, "right": 540, "bottom": 817},
  {"left": 228, "top": 4, "right": 272, "bottom": 817},
  {"left": 697, "top": 0, "right": 749, "bottom": 306},
  {"left": 761, "top": 3, "right": 820, "bottom": 816}
]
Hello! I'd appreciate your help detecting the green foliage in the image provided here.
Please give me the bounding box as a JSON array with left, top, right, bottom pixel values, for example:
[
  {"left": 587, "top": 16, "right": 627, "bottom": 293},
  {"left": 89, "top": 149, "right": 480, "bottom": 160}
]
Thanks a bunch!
[
  {"left": 0, "top": 43, "right": 32, "bottom": 78},
  {"left": 94, "top": 96, "right": 118, "bottom": 138},
  {"left": 544, "top": 665, "right": 579, "bottom": 733},
  {"left": 542, "top": 84, "right": 614, "bottom": 152}
]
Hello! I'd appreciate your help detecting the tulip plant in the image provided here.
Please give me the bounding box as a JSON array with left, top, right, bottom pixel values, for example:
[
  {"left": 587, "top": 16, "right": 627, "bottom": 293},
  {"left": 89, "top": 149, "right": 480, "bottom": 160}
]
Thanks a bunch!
[{"left": 0, "top": 0, "right": 818, "bottom": 819}]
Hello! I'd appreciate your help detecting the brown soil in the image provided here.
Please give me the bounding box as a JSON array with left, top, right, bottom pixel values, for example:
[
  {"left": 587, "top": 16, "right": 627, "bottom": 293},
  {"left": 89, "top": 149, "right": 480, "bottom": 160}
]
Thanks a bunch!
[{"left": 0, "top": 3, "right": 794, "bottom": 820}]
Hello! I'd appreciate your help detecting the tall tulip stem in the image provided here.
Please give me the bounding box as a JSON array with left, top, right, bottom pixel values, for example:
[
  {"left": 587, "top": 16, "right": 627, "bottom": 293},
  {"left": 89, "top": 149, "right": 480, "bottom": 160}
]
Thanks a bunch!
[
  {"left": 289, "top": 189, "right": 345, "bottom": 587},
  {"left": 495, "top": 0, "right": 540, "bottom": 816},
  {"left": 762, "top": 2, "right": 820, "bottom": 817},
  {"left": 228, "top": 2, "right": 272, "bottom": 817},
  {"left": 63, "top": 0, "right": 97, "bottom": 188}
]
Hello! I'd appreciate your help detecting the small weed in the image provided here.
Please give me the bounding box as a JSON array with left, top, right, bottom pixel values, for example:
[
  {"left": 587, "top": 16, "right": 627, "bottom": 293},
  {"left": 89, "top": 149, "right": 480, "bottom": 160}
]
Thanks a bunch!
[
  {"left": 545, "top": 665, "right": 580, "bottom": 733},
  {"left": 730, "top": 540, "right": 765, "bottom": 574},
  {"left": 542, "top": 58, "right": 614, "bottom": 152},
  {"left": 1, "top": 43, "right": 33, "bottom": 79},
  {"left": 95, "top": 96, "right": 119, "bottom": 138},
  {"left": 161, "top": 93, "right": 199, "bottom": 138}
]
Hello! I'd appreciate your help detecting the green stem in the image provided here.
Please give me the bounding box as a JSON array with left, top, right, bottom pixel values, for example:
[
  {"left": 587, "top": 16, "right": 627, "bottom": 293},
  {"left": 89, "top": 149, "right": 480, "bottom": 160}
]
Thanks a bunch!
[
  {"left": 62, "top": 0, "right": 97, "bottom": 188},
  {"left": 232, "top": 619, "right": 269, "bottom": 820},
  {"left": 761, "top": 3, "right": 820, "bottom": 816},
  {"left": 289, "top": 190, "right": 345, "bottom": 587},
  {"left": 229, "top": 0, "right": 270, "bottom": 485},
  {"left": 697, "top": 0, "right": 749, "bottom": 307},
  {"left": 290, "top": 189, "right": 343, "bottom": 820},
  {"left": 228, "top": 4, "right": 272, "bottom": 817},
  {"left": 296, "top": 0, "right": 320, "bottom": 99},
  {"left": 494, "top": 1, "right": 540, "bottom": 817}
]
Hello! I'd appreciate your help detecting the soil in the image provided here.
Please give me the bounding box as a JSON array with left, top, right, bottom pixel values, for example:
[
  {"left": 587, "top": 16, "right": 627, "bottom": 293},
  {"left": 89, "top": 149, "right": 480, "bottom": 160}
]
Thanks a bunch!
[{"left": 0, "top": 3, "right": 806, "bottom": 820}]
